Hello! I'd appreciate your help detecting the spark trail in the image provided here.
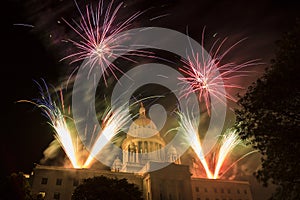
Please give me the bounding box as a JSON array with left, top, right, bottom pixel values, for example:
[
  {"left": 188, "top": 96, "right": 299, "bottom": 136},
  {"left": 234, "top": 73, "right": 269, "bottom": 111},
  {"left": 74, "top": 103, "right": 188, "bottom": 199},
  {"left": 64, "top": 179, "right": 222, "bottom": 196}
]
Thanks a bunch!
[
  {"left": 177, "top": 112, "right": 213, "bottom": 179},
  {"left": 213, "top": 129, "right": 241, "bottom": 179},
  {"left": 19, "top": 80, "right": 80, "bottom": 168},
  {"left": 62, "top": 0, "right": 142, "bottom": 84},
  {"left": 83, "top": 105, "right": 130, "bottom": 168},
  {"left": 177, "top": 111, "right": 252, "bottom": 179},
  {"left": 179, "top": 30, "right": 260, "bottom": 115}
]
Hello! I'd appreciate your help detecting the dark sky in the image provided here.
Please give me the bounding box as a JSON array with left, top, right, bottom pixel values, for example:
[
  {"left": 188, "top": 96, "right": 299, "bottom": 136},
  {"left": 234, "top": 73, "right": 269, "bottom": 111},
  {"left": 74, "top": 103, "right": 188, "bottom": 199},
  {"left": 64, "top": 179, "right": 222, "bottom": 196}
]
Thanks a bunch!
[{"left": 1, "top": 0, "right": 299, "bottom": 198}]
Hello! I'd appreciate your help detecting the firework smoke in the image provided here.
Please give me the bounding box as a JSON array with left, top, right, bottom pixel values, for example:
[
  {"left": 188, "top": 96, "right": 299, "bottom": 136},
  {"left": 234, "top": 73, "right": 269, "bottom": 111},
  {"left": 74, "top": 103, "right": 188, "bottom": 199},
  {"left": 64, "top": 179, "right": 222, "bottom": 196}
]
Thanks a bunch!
[{"left": 40, "top": 140, "right": 61, "bottom": 164}]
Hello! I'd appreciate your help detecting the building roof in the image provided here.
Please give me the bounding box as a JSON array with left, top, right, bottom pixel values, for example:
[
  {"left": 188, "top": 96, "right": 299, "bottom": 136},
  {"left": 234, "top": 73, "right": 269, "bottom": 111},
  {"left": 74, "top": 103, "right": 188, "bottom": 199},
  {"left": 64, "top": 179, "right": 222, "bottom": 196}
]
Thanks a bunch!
[{"left": 125, "top": 103, "right": 163, "bottom": 140}]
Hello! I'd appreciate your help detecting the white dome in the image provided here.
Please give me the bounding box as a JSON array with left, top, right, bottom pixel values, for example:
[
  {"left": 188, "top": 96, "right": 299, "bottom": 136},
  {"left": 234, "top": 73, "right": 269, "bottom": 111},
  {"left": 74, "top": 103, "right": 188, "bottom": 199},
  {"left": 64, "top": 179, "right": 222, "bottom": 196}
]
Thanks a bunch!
[
  {"left": 121, "top": 103, "right": 167, "bottom": 171},
  {"left": 127, "top": 104, "right": 159, "bottom": 138}
]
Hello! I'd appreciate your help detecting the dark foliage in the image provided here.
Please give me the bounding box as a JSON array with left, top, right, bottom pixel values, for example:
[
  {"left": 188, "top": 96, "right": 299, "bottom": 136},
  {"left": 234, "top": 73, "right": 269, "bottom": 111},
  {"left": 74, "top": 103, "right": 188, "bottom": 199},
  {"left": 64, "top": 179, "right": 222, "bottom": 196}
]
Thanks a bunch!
[
  {"left": 0, "top": 172, "right": 34, "bottom": 200},
  {"left": 72, "top": 176, "right": 143, "bottom": 200},
  {"left": 235, "top": 20, "right": 300, "bottom": 199}
]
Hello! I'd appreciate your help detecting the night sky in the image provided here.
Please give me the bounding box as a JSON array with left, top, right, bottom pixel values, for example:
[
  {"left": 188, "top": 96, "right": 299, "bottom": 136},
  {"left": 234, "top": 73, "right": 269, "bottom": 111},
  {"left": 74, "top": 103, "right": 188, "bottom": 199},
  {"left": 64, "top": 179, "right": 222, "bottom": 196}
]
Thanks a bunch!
[{"left": 2, "top": 0, "right": 299, "bottom": 198}]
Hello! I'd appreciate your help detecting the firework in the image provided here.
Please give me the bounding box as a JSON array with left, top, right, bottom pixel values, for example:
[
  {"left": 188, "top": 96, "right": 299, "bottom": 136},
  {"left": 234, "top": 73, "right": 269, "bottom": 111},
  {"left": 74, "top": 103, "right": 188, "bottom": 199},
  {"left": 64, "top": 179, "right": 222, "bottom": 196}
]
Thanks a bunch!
[
  {"left": 177, "top": 112, "right": 213, "bottom": 179},
  {"left": 19, "top": 80, "right": 80, "bottom": 168},
  {"left": 62, "top": 0, "right": 142, "bottom": 84},
  {"left": 83, "top": 105, "right": 130, "bottom": 168},
  {"left": 178, "top": 30, "right": 259, "bottom": 115},
  {"left": 213, "top": 129, "right": 241, "bottom": 179},
  {"left": 177, "top": 110, "right": 254, "bottom": 179}
]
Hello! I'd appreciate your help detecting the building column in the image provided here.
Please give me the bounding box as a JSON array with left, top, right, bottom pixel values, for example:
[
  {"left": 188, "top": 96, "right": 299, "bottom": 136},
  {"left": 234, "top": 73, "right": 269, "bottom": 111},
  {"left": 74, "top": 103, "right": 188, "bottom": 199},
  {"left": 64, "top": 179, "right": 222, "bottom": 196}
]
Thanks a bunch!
[
  {"left": 135, "top": 145, "right": 139, "bottom": 163},
  {"left": 156, "top": 143, "right": 159, "bottom": 160}
]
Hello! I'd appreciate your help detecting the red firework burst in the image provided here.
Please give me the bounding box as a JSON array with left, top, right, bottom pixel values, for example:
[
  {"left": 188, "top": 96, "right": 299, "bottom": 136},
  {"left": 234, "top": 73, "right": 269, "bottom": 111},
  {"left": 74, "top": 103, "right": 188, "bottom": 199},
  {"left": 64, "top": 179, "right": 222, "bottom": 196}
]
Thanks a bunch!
[
  {"left": 62, "top": 0, "right": 142, "bottom": 84},
  {"left": 178, "top": 30, "right": 260, "bottom": 115}
]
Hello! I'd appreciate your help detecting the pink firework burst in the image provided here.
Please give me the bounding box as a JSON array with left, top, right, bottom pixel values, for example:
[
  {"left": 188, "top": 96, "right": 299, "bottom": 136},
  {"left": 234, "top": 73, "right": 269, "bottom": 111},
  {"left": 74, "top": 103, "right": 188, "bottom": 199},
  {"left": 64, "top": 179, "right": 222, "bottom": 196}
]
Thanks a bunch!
[
  {"left": 62, "top": 0, "right": 142, "bottom": 84},
  {"left": 178, "top": 30, "right": 260, "bottom": 115}
]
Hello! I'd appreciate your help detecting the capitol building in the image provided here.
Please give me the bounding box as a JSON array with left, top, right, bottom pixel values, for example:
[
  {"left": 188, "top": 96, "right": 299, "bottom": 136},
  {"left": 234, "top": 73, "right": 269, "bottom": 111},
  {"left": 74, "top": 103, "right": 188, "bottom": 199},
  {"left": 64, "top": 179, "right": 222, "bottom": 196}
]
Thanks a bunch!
[
  {"left": 30, "top": 104, "right": 253, "bottom": 200},
  {"left": 114, "top": 103, "right": 181, "bottom": 173}
]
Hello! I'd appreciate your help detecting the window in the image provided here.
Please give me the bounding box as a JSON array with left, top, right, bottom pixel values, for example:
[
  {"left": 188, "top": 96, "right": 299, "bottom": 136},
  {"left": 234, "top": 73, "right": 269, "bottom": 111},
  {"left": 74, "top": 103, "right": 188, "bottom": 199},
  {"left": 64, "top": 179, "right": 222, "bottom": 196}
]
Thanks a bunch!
[
  {"left": 195, "top": 186, "right": 200, "bottom": 192},
  {"left": 205, "top": 198, "right": 210, "bottom": 200},
  {"left": 227, "top": 189, "right": 231, "bottom": 194},
  {"left": 214, "top": 188, "right": 217, "bottom": 193},
  {"left": 221, "top": 188, "right": 224, "bottom": 193},
  {"left": 197, "top": 198, "right": 201, "bottom": 200},
  {"left": 244, "top": 189, "right": 248, "bottom": 194},
  {"left": 73, "top": 179, "right": 79, "bottom": 187},
  {"left": 237, "top": 189, "right": 240, "bottom": 194},
  {"left": 204, "top": 188, "right": 208, "bottom": 192},
  {"left": 53, "top": 192, "right": 60, "bottom": 200},
  {"left": 41, "top": 178, "right": 48, "bottom": 185},
  {"left": 56, "top": 178, "right": 62, "bottom": 185}
]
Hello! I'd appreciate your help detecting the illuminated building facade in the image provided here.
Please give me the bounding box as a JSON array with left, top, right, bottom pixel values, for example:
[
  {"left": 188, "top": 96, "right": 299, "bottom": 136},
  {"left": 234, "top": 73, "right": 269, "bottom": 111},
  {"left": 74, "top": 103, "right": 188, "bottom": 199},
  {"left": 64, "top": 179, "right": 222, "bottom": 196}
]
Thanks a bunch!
[
  {"left": 30, "top": 104, "right": 253, "bottom": 200},
  {"left": 191, "top": 178, "right": 252, "bottom": 200},
  {"left": 116, "top": 104, "right": 181, "bottom": 173}
]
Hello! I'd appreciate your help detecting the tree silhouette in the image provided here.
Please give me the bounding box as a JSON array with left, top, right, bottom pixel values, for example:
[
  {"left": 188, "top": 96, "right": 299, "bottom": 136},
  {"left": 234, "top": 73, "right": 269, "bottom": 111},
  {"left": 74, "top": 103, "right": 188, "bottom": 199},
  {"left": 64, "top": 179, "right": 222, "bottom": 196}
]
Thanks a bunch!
[
  {"left": 235, "top": 20, "right": 300, "bottom": 200},
  {"left": 0, "top": 172, "right": 34, "bottom": 200},
  {"left": 72, "top": 176, "right": 143, "bottom": 200}
]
